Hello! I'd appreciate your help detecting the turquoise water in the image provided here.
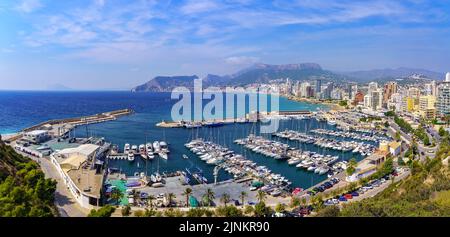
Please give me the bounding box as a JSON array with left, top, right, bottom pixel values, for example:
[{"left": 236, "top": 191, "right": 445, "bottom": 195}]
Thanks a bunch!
[{"left": 0, "top": 91, "right": 362, "bottom": 189}]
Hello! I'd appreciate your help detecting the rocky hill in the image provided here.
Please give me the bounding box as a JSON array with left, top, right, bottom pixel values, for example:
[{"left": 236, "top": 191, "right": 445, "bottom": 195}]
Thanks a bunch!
[{"left": 132, "top": 63, "right": 346, "bottom": 92}]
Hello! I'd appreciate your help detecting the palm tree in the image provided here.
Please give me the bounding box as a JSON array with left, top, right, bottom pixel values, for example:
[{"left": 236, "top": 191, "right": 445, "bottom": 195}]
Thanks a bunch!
[
  {"left": 202, "top": 188, "right": 215, "bottom": 206},
  {"left": 110, "top": 188, "right": 123, "bottom": 205},
  {"left": 256, "top": 190, "right": 266, "bottom": 203},
  {"left": 220, "top": 193, "right": 231, "bottom": 206},
  {"left": 166, "top": 193, "right": 176, "bottom": 207},
  {"left": 183, "top": 188, "right": 193, "bottom": 207},
  {"left": 148, "top": 195, "right": 156, "bottom": 209},
  {"left": 239, "top": 191, "right": 247, "bottom": 206}
]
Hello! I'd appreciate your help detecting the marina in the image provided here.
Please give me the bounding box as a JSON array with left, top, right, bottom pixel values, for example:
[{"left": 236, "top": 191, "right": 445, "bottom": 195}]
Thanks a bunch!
[
  {"left": 310, "top": 128, "right": 388, "bottom": 143},
  {"left": 273, "top": 130, "right": 377, "bottom": 156},
  {"left": 185, "top": 139, "right": 293, "bottom": 194},
  {"left": 234, "top": 135, "right": 344, "bottom": 176}
]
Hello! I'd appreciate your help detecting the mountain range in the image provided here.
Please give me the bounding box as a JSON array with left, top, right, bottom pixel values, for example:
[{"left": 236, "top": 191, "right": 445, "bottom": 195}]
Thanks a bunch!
[{"left": 132, "top": 63, "right": 445, "bottom": 92}]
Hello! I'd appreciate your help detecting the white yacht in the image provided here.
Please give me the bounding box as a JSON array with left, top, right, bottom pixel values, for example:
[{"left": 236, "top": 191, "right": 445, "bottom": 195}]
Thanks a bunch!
[
  {"left": 159, "top": 151, "right": 168, "bottom": 160},
  {"left": 124, "top": 143, "right": 130, "bottom": 153},
  {"left": 146, "top": 143, "right": 155, "bottom": 159},
  {"left": 153, "top": 141, "right": 160, "bottom": 153},
  {"left": 160, "top": 141, "right": 169, "bottom": 153},
  {"left": 139, "top": 144, "right": 147, "bottom": 159},
  {"left": 131, "top": 145, "right": 138, "bottom": 154},
  {"left": 127, "top": 152, "right": 135, "bottom": 162}
]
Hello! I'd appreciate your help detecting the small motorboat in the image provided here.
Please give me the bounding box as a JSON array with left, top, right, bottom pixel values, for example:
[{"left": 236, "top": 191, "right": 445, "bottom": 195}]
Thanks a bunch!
[{"left": 182, "top": 154, "right": 189, "bottom": 159}]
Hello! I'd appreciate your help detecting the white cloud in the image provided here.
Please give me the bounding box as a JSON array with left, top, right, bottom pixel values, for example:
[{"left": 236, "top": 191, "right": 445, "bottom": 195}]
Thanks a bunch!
[
  {"left": 180, "top": 0, "right": 219, "bottom": 15},
  {"left": 15, "top": 0, "right": 42, "bottom": 13},
  {"left": 225, "top": 56, "right": 259, "bottom": 65}
]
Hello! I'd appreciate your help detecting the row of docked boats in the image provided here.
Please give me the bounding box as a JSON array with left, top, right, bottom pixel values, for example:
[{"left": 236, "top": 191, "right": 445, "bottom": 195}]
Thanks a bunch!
[
  {"left": 185, "top": 139, "right": 292, "bottom": 191},
  {"left": 234, "top": 135, "right": 290, "bottom": 160},
  {"left": 234, "top": 135, "right": 341, "bottom": 176},
  {"left": 310, "top": 128, "right": 386, "bottom": 143},
  {"left": 273, "top": 130, "right": 376, "bottom": 156},
  {"left": 124, "top": 141, "right": 169, "bottom": 162}
]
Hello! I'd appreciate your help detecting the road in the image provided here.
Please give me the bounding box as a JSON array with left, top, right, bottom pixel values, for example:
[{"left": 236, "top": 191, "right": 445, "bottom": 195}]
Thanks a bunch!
[
  {"left": 15, "top": 149, "right": 89, "bottom": 217},
  {"left": 343, "top": 169, "right": 410, "bottom": 204},
  {"left": 387, "top": 118, "right": 438, "bottom": 159}
]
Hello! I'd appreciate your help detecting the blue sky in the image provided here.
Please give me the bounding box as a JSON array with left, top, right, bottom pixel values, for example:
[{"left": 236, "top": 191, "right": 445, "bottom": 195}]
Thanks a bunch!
[{"left": 1, "top": 0, "right": 449, "bottom": 90}]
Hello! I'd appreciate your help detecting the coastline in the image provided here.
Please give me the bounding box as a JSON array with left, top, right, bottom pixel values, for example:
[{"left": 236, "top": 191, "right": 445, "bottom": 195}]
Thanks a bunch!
[{"left": 283, "top": 95, "right": 344, "bottom": 111}]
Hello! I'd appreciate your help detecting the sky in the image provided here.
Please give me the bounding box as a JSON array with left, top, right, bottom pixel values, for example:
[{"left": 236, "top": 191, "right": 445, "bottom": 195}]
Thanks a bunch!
[{"left": 0, "top": 0, "right": 449, "bottom": 90}]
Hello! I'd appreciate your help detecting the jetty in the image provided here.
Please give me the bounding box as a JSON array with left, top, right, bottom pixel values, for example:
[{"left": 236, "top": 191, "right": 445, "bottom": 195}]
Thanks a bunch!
[
  {"left": 156, "top": 110, "right": 313, "bottom": 128},
  {"left": 5, "top": 109, "right": 133, "bottom": 143}
]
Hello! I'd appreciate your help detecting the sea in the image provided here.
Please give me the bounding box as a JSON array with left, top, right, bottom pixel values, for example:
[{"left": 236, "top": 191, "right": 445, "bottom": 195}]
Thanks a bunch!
[{"left": 0, "top": 91, "right": 367, "bottom": 189}]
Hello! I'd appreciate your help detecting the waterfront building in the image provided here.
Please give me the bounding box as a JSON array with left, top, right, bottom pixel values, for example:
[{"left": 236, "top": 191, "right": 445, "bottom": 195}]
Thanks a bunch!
[
  {"left": 300, "top": 82, "right": 310, "bottom": 98},
  {"left": 331, "top": 88, "right": 343, "bottom": 100},
  {"left": 23, "top": 130, "right": 50, "bottom": 144},
  {"left": 389, "top": 93, "right": 403, "bottom": 112},
  {"left": 402, "top": 97, "right": 415, "bottom": 112},
  {"left": 419, "top": 95, "right": 436, "bottom": 120},
  {"left": 389, "top": 141, "right": 402, "bottom": 156},
  {"left": 347, "top": 84, "right": 353, "bottom": 99},
  {"left": 347, "top": 151, "right": 388, "bottom": 182},
  {"left": 364, "top": 94, "right": 372, "bottom": 108},
  {"left": 408, "top": 87, "right": 420, "bottom": 106},
  {"left": 368, "top": 82, "right": 378, "bottom": 94},
  {"left": 436, "top": 73, "right": 450, "bottom": 116},
  {"left": 323, "top": 82, "right": 334, "bottom": 99},
  {"left": 315, "top": 79, "right": 322, "bottom": 93},
  {"left": 383, "top": 82, "right": 397, "bottom": 108},
  {"left": 370, "top": 89, "right": 383, "bottom": 111},
  {"left": 424, "top": 81, "right": 437, "bottom": 96},
  {"left": 50, "top": 144, "right": 107, "bottom": 209},
  {"left": 306, "top": 85, "right": 314, "bottom": 98},
  {"left": 353, "top": 91, "right": 364, "bottom": 105}
]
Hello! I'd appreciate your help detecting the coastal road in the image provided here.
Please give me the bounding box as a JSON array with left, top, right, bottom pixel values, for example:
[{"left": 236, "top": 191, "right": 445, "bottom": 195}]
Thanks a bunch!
[
  {"left": 342, "top": 168, "right": 410, "bottom": 204},
  {"left": 387, "top": 119, "right": 438, "bottom": 159},
  {"left": 15, "top": 148, "right": 88, "bottom": 217}
]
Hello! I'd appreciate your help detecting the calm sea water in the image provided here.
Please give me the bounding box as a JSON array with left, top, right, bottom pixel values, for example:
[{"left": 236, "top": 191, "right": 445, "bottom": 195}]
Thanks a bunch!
[{"left": 0, "top": 91, "right": 363, "bottom": 189}]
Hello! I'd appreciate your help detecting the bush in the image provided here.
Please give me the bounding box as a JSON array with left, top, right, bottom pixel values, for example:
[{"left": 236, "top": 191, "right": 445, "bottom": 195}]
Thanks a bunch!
[
  {"left": 215, "top": 205, "right": 243, "bottom": 217},
  {"left": 121, "top": 205, "right": 131, "bottom": 217},
  {"left": 88, "top": 205, "right": 116, "bottom": 217}
]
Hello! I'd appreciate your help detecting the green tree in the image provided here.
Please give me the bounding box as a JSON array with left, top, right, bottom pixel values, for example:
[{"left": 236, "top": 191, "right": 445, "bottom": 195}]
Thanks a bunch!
[
  {"left": 121, "top": 205, "right": 131, "bottom": 217},
  {"left": 346, "top": 158, "right": 357, "bottom": 176},
  {"left": 110, "top": 188, "right": 123, "bottom": 205},
  {"left": 239, "top": 191, "right": 247, "bottom": 206},
  {"left": 256, "top": 190, "right": 266, "bottom": 203},
  {"left": 290, "top": 196, "right": 301, "bottom": 208},
  {"left": 183, "top": 188, "right": 192, "bottom": 207},
  {"left": 254, "top": 202, "right": 270, "bottom": 217},
  {"left": 244, "top": 205, "right": 254, "bottom": 216},
  {"left": 202, "top": 188, "right": 215, "bottom": 207},
  {"left": 220, "top": 193, "right": 231, "bottom": 207},
  {"left": 275, "top": 203, "right": 285, "bottom": 213}
]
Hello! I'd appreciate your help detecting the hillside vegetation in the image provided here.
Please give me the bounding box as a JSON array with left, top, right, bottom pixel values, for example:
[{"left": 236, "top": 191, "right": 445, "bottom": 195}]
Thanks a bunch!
[
  {"left": 0, "top": 136, "right": 57, "bottom": 217},
  {"left": 317, "top": 134, "right": 450, "bottom": 217}
]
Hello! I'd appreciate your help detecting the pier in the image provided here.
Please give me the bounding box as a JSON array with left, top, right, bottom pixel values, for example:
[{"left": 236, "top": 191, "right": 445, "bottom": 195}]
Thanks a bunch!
[
  {"left": 155, "top": 110, "right": 312, "bottom": 128},
  {"left": 5, "top": 109, "right": 133, "bottom": 143}
]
